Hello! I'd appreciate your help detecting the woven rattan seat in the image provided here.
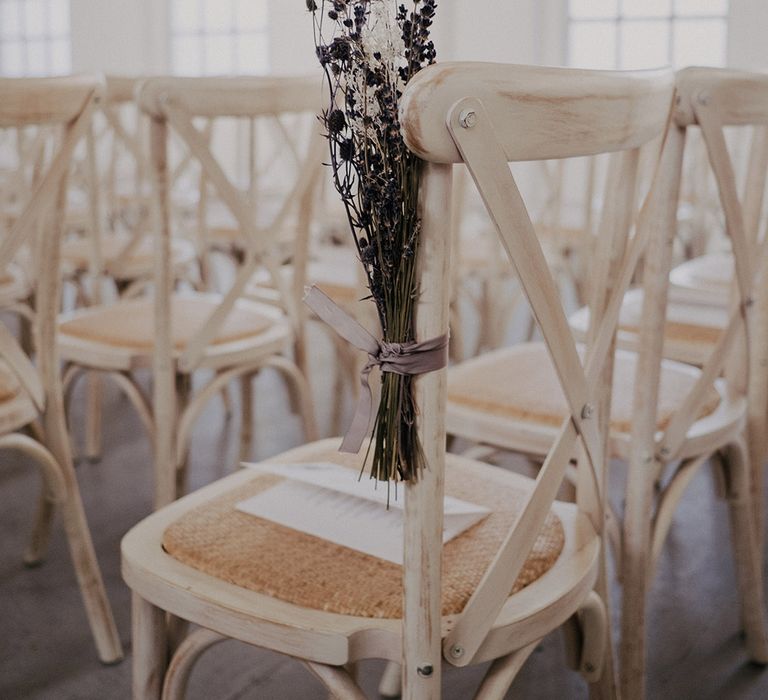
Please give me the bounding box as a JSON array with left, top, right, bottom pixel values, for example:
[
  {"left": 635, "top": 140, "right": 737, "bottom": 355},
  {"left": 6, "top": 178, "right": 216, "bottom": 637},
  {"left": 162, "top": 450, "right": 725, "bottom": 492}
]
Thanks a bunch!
[
  {"left": 617, "top": 287, "right": 726, "bottom": 346},
  {"left": 448, "top": 342, "right": 720, "bottom": 434},
  {"left": 162, "top": 445, "right": 564, "bottom": 619},
  {"left": 59, "top": 294, "right": 274, "bottom": 352}
]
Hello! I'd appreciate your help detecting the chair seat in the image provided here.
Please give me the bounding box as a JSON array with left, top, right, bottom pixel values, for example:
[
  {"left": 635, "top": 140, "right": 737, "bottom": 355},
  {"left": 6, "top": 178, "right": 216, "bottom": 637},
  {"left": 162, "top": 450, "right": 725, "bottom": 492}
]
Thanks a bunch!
[
  {"left": 122, "top": 438, "right": 599, "bottom": 666},
  {"left": 669, "top": 252, "right": 732, "bottom": 305},
  {"left": 62, "top": 235, "right": 196, "bottom": 280},
  {"left": 58, "top": 293, "right": 291, "bottom": 370},
  {"left": 248, "top": 246, "right": 362, "bottom": 309},
  {"left": 570, "top": 287, "right": 728, "bottom": 365},
  {"left": 448, "top": 342, "right": 720, "bottom": 435}
]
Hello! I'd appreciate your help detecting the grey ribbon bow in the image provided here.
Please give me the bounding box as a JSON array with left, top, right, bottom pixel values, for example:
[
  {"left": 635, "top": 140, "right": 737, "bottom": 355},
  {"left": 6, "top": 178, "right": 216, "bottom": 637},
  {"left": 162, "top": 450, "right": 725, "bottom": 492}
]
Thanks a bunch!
[{"left": 303, "top": 285, "right": 449, "bottom": 453}]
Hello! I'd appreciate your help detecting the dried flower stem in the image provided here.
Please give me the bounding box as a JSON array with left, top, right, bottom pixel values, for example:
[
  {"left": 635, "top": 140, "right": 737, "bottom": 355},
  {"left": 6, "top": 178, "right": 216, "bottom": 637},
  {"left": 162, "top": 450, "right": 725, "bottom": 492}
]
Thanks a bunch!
[{"left": 309, "top": 0, "right": 437, "bottom": 482}]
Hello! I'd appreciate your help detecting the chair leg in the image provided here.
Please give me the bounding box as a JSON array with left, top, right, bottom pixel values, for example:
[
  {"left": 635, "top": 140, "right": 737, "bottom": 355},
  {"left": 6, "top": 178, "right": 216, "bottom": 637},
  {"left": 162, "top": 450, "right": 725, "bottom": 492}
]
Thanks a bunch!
[
  {"left": 163, "top": 628, "right": 226, "bottom": 700},
  {"left": 473, "top": 641, "right": 538, "bottom": 699},
  {"left": 84, "top": 372, "right": 103, "bottom": 462},
  {"left": 60, "top": 472, "right": 123, "bottom": 663},
  {"left": 239, "top": 372, "right": 254, "bottom": 463},
  {"left": 265, "top": 356, "right": 318, "bottom": 442},
  {"left": 620, "top": 456, "right": 656, "bottom": 700},
  {"left": 132, "top": 593, "right": 168, "bottom": 700},
  {"left": 173, "top": 373, "right": 192, "bottom": 500},
  {"left": 723, "top": 440, "right": 768, "bottom": 664},
  {"left": 304, "top": 661, "right": 367, "bottom": 700},
  {"left": 378, "top": 661, "right": 402, "bottom": 698},
  {"left": 23, "top": 482, "right": 56, "bottom": 566}
]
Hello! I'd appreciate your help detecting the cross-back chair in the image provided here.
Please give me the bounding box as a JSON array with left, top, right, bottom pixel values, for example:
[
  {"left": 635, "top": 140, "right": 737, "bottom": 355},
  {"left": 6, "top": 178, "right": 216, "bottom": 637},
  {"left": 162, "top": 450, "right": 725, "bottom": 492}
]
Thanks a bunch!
[
  {"left": 121, "top": 62, "right": 677, "bottom": 700},
  {"left": 59, "top": 76, "right": 201, "bottom": 462},
  {"left": 0, "top": 75, "right": 122, "bottom": 664},
  {"left": 448, "top": 66, "right": 768, "bottom": 699},
  {"left": 60, "top": 76, "right": 198, "bottom": 302},
  {"left": 58, "top": 77, "right": 320, "bottom": 508}
]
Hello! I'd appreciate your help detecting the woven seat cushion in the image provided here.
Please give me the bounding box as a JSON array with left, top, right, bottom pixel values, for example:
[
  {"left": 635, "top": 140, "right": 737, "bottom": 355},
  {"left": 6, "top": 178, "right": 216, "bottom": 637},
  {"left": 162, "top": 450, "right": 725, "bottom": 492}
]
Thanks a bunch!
[
  {"left": 62, "top": 235, "right": 192, "bottom": 269},
  {"left": 162, "top": 449, "right": 565, "bottom": 619},
  {"left": 59, "top": 295, "right": 274, "bottom": 351},
  {"left": 618, "top": 288, "right": 727, "bottom": 346},
  {"left": 448, "top": 343, "right": 720, "bottom": 433}
]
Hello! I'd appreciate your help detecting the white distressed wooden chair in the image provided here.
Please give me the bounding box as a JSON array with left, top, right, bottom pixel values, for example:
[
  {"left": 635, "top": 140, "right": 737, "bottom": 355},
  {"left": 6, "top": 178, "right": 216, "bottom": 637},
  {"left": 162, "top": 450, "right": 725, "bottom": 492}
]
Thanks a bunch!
[
  {"left": 60, "top": 76, "right": 199, "bottom": 300},
  {"left": 58, "top": 77, "right": 320, "bottom": 508},
  {"left": 120, "top": 62, "right": 678, "bottom": 700},
  {"left": 447, "top": 65, "right": 768, "bottom": 699},
  {"left": 0, "top": 76, "right": 123, "bottom": 664}
]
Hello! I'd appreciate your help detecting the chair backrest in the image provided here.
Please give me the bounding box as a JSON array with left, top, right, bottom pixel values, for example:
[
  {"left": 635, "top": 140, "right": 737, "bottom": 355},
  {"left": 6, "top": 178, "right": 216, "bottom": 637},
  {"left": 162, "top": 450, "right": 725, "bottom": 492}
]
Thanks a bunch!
[
  {"left": 398, "top": 62, "right": 674, "bottom": 691},
  {"left": 138, "top": 75, "right": 325, "bottom": 372},
  {"left": 632, "top": 68, "right": 768, "bottom": 474},
  {"left": 0, "top": 76, "right": 100, "bottom": 462}
]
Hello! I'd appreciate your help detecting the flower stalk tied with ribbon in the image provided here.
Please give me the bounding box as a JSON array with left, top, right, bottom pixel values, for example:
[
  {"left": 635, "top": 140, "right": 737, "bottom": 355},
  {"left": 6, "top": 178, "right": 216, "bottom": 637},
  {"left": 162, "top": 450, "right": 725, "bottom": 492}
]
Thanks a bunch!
[{"left": 307, "top": 0, "right": 438, "bottom": 483}]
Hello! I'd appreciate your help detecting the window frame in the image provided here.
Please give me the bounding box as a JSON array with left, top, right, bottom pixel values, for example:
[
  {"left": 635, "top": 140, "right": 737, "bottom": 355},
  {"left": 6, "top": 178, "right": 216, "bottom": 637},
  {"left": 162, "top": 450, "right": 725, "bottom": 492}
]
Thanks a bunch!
[
  {"left": 0, "top": 0, "right": 72, "bottom": 77},
  {"left": 566, "top": 0, "right": 730, "bottom": 70},
  {"left": 168, "top": 0, "right": 270, "bottom": 77}
]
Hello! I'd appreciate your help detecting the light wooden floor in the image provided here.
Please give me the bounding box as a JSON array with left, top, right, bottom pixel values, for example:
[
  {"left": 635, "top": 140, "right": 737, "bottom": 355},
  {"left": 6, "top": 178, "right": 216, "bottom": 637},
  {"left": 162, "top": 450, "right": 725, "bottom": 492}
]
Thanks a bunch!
[{"left": 1, "top": 321, "right": 768, "bottom": 699}]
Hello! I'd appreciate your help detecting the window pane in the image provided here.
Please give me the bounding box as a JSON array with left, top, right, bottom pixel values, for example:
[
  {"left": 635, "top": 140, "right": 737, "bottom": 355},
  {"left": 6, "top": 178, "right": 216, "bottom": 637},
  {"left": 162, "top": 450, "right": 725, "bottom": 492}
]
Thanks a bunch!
[
  {"left": 569, "top": 0, "right": 618, "bottom": 19},
  {"left": 0, "top": 1, "right": 22, "bottom": 38},
  {"left": 172, "top": 0, "right": 202, "bottom": 33},
  {"left": 0, "top": 40, "right": 24, "bottom": 76},
  {"left": 173, "top": 36, "right": 203, "bottom": 74},
  {"left": 620, "top": 20, "right": 670, "bottom": 69},
  {"left": 235, "top": 0, "right": 267, "bottom": 31},
  {"left": 236, "top": 34, "right": 267, "bottom": 74},
  {"left": 203, "top": 0, "right": 232, "bottom": 33},
  {"left": 48, "top": 0, "right": 70, "bottom": 36},
  {"left": 203, "top": 35, "right": 233, "bottom": 75},
  {"left": 569, "top": 21, "right": 617, "bottom": 68},
  {"left": 673, "top": 19, "right": 726, "bottom": 67},
  {"left": 24, "top": 0, "right": 46, "bottom": 38},
  {"left": 622, "top": 0, "right": 671, "bottom": 18},
  {"left": 675, "top": 0, "right": 728, "bottom": 16},
  {"left": 51, "top": 37, "right": 70, "bottom": 73},
  {"left": 25, "top": 38, "right": 47, "bottom": 74}
]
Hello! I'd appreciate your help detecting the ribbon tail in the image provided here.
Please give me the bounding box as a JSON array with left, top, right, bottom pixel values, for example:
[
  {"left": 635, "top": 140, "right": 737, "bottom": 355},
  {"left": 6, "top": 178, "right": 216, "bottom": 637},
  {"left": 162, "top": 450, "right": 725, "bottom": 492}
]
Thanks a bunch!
[
  {"left": 303, "top": 285, "right": 379, "bottom": 355},
  {"left": 339, "top": 364, "right": 375, "bottom": 453}
]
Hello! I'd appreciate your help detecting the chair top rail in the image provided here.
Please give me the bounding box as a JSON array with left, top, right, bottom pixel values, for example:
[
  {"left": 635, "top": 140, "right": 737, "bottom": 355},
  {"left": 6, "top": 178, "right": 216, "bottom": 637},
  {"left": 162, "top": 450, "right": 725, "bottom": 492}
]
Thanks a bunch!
[
  {"left": 675, "top": 66, "right": 768, "bottom": 127},
  {"left": 105, "top": 75, "right": 144, "bottom": 105},
  {"left": 0, "top": 76, "right": 101, "bottom": 128},
  {"left": 400, "top": 62, "right": 674, "bottom": 164},
  {"left": 138, "top": 76, "right": 321, "bottom": 120}
]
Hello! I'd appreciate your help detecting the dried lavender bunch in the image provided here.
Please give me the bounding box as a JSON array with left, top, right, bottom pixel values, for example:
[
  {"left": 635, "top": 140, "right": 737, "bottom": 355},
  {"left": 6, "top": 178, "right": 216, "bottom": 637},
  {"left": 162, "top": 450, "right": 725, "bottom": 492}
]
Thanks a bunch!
[{"left": 308, "top": 0, "right": 437, "bottom": 482}]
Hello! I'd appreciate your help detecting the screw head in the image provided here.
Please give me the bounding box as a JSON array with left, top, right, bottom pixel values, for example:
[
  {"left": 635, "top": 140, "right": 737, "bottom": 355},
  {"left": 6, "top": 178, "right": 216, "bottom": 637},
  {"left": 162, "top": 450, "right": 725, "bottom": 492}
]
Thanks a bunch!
[
  {"left": 417, "top": 664, "right": 434, "bottom": 678},
  {"left": 581, "top": 403, "right": 594, "bottom": 420},
  {"left": 450, "top": 644, "right": 464, "bottom": 659},
  {"left": 459, "top": 109, "right": 477, "bottom": 129},
  {"left": 698, "top": 92, "right": 711, "bottom": 106},
  {"left": 583, "top": 661, "right": 596, "bottom": 674}
]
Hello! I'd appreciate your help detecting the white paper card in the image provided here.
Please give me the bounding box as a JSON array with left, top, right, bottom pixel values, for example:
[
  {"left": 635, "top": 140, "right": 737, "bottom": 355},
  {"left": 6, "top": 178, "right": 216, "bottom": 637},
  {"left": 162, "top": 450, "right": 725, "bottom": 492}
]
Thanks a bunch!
[{"left": 236, "top": 462, "right": 490, "bottom": 565}]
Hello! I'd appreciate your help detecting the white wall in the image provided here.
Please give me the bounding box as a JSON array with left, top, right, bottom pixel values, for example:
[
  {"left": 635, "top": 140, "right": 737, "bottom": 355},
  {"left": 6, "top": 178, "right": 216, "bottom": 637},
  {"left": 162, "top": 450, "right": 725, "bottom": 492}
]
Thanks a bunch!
[
  {"left": 68, "top": 0, "right": 766, "bottom": 77},
  {"left": 728, "top": 0, "right": 768, "bottom": 70},
  {"left": 70, "top": 0, "right": 167, "bottom": 75}
]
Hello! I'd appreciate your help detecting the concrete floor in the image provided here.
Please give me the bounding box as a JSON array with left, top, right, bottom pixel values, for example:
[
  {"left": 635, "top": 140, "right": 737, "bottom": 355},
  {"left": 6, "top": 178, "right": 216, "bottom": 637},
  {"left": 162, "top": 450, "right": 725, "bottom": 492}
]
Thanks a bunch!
[{"left": 2, "top": 326, "right": 768, "bottom": 699}]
